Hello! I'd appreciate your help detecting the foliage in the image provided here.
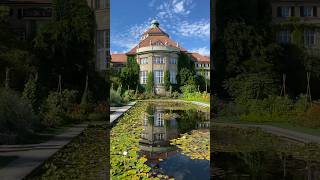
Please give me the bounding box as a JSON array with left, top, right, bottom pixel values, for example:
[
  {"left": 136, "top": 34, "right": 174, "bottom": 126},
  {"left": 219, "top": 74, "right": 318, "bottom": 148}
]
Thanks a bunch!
[
  {"left": 122, "top": 90, "right": 135, "bottom": 102},
  {"left": 170, "top": 130, "right": 210, "bottom": 160},
  {"left": 224, "top": 73, "right": 277, "bottom": 103},
  {"left": 146, "top": 72, "right": 154, "bottom": 93},
  {"left": 110, "top": 88, "right": 123, "bottom": 106},
  {"left": 110, "top": 103, "right": 151, "bottom": 179},
  {"left": 29, "top": 124, "right": 107, "bottom": 179},
  {"left": 120, "top": 56, "right": 140, "bottom": 90},
  {"left": 171, "top": 91, "right": 180, "bottom": 99},
  {"left": 22, "top": 74, "right": 40, "bottom": 113},
  {"left": 164, "top": 70, "right": 170, "bottom": 91},
  {"left": 0, "top": 89, "right": 38, "bottom": 144},
  {"left": 177, "top": 68, "right": 193, "bottom": 86},
  {"left": 181, "top": 91, "right": 210, "bottom": 104},
  {"left": 181, "top": 84, "right": 197, "bottom": 94},
  {"left": 33, "top": 0, "right": 96, "bottom": 93},
  {"left": 40, "top": 89, "right": 78, "bottom": 128}
]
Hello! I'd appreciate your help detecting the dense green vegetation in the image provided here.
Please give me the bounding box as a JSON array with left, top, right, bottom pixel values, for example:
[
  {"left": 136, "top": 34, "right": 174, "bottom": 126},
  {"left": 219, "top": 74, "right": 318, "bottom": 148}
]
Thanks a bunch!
[
  {"left": 0, "top": 0, "right": 108, "bottom": 144},
  {"left": 214, "top": 0, "right": 320, "bottom": 128}
]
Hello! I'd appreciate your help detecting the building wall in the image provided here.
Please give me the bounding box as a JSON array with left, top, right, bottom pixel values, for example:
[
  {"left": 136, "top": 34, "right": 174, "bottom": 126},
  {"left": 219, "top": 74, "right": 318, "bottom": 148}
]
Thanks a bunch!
[
  {"left": 0, "top": 1, "right": 53, "bottom": 40},
  {"left": 87, "top": 0, "right": 108, "bottom": 71},
  {"left": 137, "top": 51, "right": 178, "bottom": 95},
  {"left": 271, "top": 0, "right": 320, "bottom": 56}
]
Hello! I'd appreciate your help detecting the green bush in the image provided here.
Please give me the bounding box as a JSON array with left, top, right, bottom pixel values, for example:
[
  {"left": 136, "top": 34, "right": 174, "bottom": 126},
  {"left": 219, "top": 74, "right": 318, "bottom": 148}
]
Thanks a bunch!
[
  {"left": 110, "top": 88, "right": 122, "bottom": 106},
  {"left": 0, "top": 89, "right": 38, "bottom": 144},
  {"left": 171, "top": 91, "right": 180, "bottom": 99},
  {"left": 181, "top": 84, "right": 197, "bottom": 95},
  {"left": 41, "top": 89, "right": 78, "bottom": 128},
  {"left": 122, "top": 90, "right": 135, "bottom": 102}
]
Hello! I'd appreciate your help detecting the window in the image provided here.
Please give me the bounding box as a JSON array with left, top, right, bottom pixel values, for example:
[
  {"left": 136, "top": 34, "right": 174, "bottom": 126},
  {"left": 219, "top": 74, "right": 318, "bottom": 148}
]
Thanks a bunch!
[
  {"left": 154, "top": 70, "right": 164, "bottom": 84},
  {"left": 141, "top": 133, "right": 147, "bottom": 139},
  {"left": 144, "top": 114, "right": 148, "bottom": 126},
  {"left": 304, "top": 29, "right": 315, "bottom": 47},
  {"left": 170, "top": 58, "right": 177, "bottom": 64},
  {"left": 304, "top": 7, "right": 313, "bottom": 17},
  {"left": 170, "top": 71, "right": 177, "bottom": 84},
  {"left": 154, "top": 133, "right": 164, "bottom": 140},
  {"left": 153, "top": 56, "right": 164, "bottom": 64},
  {"left": 153, "top": 41, "right": 163, "bottom": 46},
  {"left": 140, "top": 57, "right": 148, "bottom": 64},
  {"left": 154, "top": 113, "right": 164, "bottom": 127},
  {"left": 281, "top": 7, "right": 291, "bottom": 17},
  {"left": 140, "top": 71, "right": 147, "bottom": 84},
  {"left": 278, "top": 30, "right": 291, "bottom": 44}
]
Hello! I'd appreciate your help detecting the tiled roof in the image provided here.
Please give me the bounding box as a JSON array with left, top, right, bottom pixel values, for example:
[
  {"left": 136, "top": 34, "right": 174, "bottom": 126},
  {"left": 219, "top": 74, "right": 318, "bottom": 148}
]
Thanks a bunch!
[
  {"left": 188, "top": 52, "right": 210, "bottom": 62},
  {"left": 111, "top": 53, "right": 127, "bottom": 63},
  {"left": 127, "top": 21, "right": 187, "bottom": 55}
]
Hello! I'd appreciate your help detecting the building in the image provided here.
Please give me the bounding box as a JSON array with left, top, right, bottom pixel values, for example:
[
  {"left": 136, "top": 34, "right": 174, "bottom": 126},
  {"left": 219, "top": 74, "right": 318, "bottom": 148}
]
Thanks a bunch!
[
  {"left": 0, "top": 0, "right": 53, "bottom": 40},
  {"left": 111, "top": 20, "right": 210, "bottom": 95},
  {"left": 87, "top": 0, "right": 109, "bottom": 71},
  {"left": 0, "top": 0, "right": 108, "bottom": 72},
  {"left": 271, "top": 0, "right": 320, "bottom": 56}
]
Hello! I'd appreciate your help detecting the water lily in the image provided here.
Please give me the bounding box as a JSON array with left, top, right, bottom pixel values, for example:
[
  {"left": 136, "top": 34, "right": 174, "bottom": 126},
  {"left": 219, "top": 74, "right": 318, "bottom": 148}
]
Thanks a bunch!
[{"left": 123, "top": 151, "right": 128, "bottom": 156}]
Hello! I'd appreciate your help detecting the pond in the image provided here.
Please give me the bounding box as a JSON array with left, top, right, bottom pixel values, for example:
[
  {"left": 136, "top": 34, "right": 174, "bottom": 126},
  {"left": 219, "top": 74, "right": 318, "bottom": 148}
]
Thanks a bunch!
[
  {"left": 138, "top": 102, "right": 210, "bottom": 180},
  {"left": 212, "top": 125, "right": 320, "bottom": 179}
]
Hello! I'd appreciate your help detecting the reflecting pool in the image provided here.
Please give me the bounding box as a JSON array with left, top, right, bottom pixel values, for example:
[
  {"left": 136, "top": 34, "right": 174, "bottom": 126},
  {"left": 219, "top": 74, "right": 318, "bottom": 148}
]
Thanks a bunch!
[
  {"left": 212, "top": 125, "right": 320, "bottom": 180},
  {"left": 139, "top": 103, "right": 210, "bottom": 180}
]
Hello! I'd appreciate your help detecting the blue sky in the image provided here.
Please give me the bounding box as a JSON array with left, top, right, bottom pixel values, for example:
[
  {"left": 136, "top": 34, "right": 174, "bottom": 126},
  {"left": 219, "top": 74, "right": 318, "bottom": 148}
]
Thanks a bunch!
[{"left": 110, "top": 0, "right": 210, "bottom": 56}]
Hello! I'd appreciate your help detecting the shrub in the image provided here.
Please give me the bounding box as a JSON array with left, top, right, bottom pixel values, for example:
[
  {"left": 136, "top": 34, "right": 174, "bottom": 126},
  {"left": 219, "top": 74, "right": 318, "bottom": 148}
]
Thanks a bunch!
[
  {"left": 0, "top": 89, "right": 38, "bottom": 144},
  {"left": 171, "top": 91, "right": 180, "bottom": 99},
  {"left": 122, "top": 90, "right": 135, "bottom": 102},
  {"left": 41, "top": 89, "right": 78, "bottom": 128},
  {"left": 298, "top": 102, "right": 320, "bottom": 128},
  {"left": 110, "top": 88, "right": 122, "bottom": 106},
  {"left": 181, "top": 84, "right": 197, "bottom": 95},
  {"left": 22, "top": 75, "right": 39, "bottom": 113}
]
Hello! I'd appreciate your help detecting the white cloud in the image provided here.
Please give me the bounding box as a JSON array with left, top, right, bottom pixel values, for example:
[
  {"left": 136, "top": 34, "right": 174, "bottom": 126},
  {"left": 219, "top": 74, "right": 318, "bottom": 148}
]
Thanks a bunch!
[
  {"left": 190, "top": 47, "right": 210, "bottom": 56},
  {"left": 173, "top": 20, "right": 210, "bottom": 39},
  {"left": 156, "top": 0, "right": 193, "bottom": 19}
]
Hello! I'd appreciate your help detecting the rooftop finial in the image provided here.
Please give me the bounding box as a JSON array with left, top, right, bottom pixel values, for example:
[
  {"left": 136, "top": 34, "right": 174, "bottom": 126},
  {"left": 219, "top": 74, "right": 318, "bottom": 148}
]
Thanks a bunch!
[{"left": 151, "top": 20, "right": 159, "bottom": 27}]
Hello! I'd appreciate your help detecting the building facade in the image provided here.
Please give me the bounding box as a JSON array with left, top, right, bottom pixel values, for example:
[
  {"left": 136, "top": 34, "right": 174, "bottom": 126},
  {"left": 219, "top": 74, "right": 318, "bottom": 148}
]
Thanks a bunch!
[
  {"left": 271, "top": 0, "right": 320, "bottom": 56},
  {"left": 0, "top": 0, "right": 108, "bottom": 72},
  {"left": 87, "top": 0, "right": 109, "bottom": 71},
  {"left": 111, "top": 20, "right": 210, "bottom": 95},
  {"left": 0, "top": 0, "right": 53, "bottom": 40}
]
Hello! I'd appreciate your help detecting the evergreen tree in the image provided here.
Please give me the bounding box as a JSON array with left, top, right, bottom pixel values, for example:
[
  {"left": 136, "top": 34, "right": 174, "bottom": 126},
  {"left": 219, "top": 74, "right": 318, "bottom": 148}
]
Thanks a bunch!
[
  {"left": 164, "top": 70, "right": 170, "bottom": 91},
  {"left": 120, "top": 56, "right": 140, "bottom": 90},
  {"left": 146, "top": 72, "right": 154, "bottom": 93}
]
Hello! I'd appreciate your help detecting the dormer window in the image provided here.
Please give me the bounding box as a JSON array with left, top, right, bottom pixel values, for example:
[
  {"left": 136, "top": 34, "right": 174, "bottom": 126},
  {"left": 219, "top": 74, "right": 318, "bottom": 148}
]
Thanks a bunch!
[{"left": 153, "top": 41, "right": 163, "bottom": 46}]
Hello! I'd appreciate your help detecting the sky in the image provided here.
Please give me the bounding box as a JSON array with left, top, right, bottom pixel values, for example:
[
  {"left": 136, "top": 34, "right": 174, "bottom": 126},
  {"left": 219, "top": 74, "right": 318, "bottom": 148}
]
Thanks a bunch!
[{"left": 110, "top": 0, "right": 210, "bottom": 56}]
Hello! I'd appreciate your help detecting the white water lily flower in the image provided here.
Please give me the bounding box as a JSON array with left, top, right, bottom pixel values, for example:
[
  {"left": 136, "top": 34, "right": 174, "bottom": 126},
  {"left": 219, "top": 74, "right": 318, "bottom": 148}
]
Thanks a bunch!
[{"left": 123, "top": 151, "right": 128, "bottom": 156}]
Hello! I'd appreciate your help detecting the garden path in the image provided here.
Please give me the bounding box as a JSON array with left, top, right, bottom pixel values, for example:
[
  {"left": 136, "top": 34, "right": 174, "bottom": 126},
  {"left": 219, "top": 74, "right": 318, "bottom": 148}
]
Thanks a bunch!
[
  {"left": 0, "top": 123, "right": 87, "bottom": 180},
  {"left": 110, "top": 101, "right": 136, "bottom": 124},
  {"left": 215, "top": 122, "right": 320, "bottom": 144}
]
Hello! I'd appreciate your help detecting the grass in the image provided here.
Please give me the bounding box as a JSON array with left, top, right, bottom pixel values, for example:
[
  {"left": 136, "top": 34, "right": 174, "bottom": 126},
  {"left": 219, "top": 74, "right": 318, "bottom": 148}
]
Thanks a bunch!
[
  {"left": 180, "top": 97, "right": 210, "bottom": 105},
  {"left": 0, "top": 156, "right": 18, "bottom": 169}
]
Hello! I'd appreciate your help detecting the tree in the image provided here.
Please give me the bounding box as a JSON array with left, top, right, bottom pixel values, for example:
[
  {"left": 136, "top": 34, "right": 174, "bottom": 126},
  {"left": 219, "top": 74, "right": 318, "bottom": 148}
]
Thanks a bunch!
[
  {"left": 22, "top": 74, "right": 39, "bottom": 112},
  {"left": 164, "top": 70, "right": 170, "bottom": 91},
  {"left": 120, "top": 56, "right": 140, "bottom": 90},
  {"left": 178, "top": 68, "right": 193, "bottom": 86},
  {"left": 146, "top": 72, "right": 154, "bottom": 93},
  {"left": 34, "top": 0, "right": 96, "bottom": 93}
]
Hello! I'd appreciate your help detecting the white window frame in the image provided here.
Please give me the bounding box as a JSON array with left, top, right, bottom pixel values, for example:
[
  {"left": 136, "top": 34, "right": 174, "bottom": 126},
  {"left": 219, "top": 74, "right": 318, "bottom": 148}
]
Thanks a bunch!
[
  {"left": 140, "top": 71, "right": 147, "bottom": 84},
  {"left": 154, "top": 113, "right": 164, "bottom": 127},
  {"left": 281, "top": 7, "right": 291, "bottom": 17},
  {"left": 140, "top": 57, "right": 148, "bottom": 64},
  {"left": 153, "top": 56, "right": 164, "bottom": 64},
  {"left": 170, "top": 58, "right": 177, "bottom": 64},
  {"left": 154, "top": 70, "right": 164, "bottom": 84},
  {"left": 154, "top": 133, "right": 164, "bottom": 140},
  {"left": 278, "top": 30, "right": 291, "bottom": 44},
  {"left": 304, "top": 29, "right": 316, "bottom": 47},
  {"left": 170, "top": 70, "right": 177, "bottom": 84},
  {"left": 304, "top": 7, "right": 313, "bottom": 17}
]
